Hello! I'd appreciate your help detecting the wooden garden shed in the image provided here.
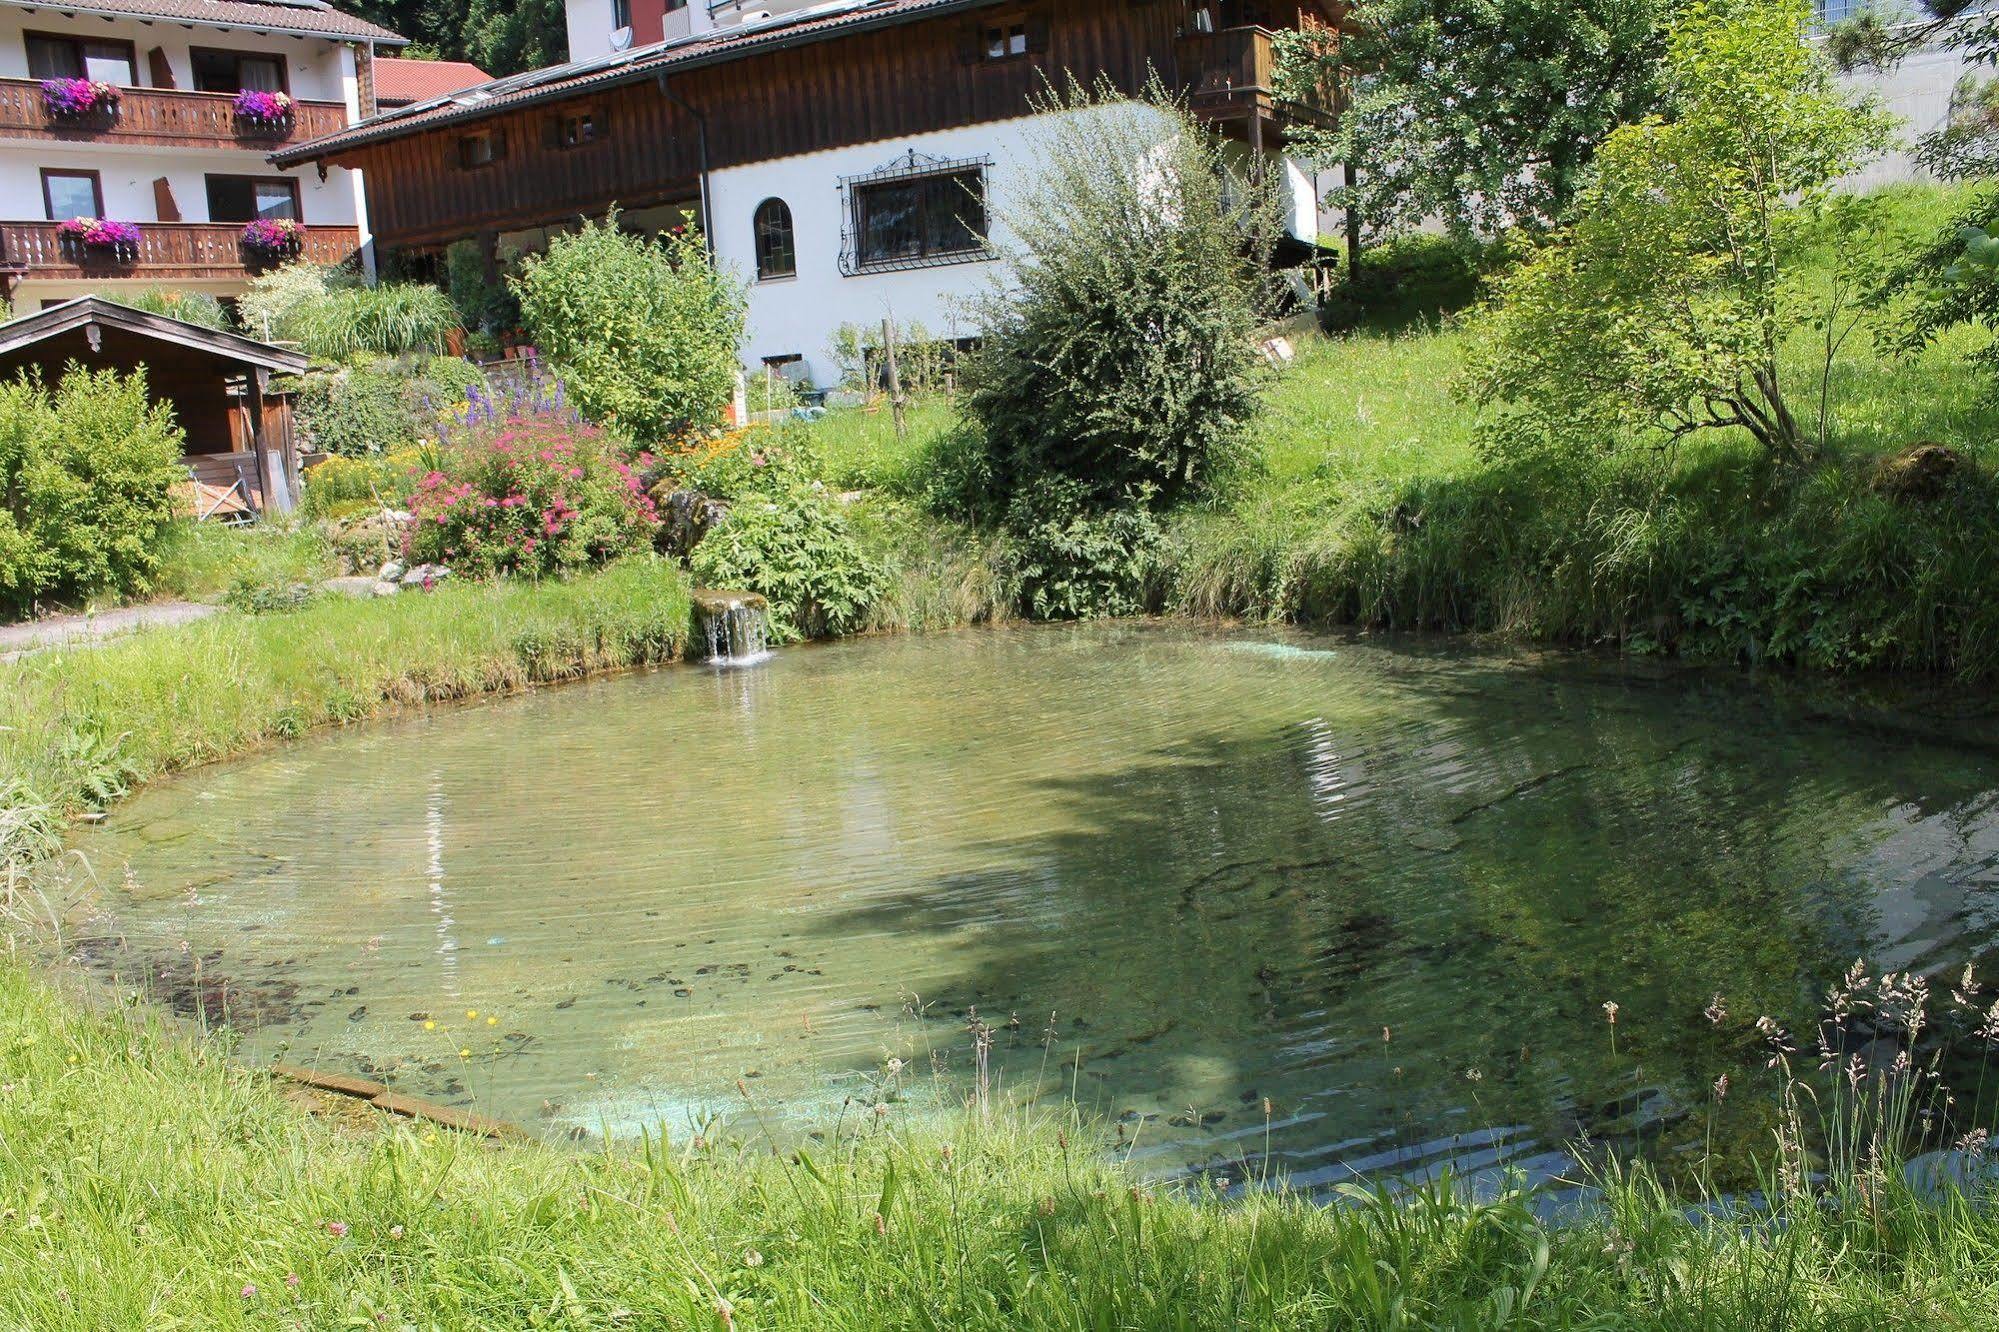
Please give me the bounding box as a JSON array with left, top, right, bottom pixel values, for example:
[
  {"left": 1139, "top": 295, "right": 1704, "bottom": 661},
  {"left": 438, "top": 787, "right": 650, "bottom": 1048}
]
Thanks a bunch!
[{"left": 0, "top": 297, "right": 312, "bottom": 519}]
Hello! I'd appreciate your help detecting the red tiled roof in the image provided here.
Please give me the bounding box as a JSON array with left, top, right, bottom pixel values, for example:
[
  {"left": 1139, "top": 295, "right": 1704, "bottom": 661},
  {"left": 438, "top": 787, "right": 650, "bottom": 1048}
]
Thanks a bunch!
[
  {"left": 274, "top": 0, "right": 993, "bottom": 164},
  {"left": 375, "top": 57, "right": 492, "bottom": 105},
  {"left": 0, "top": 0, "right": 406, "bottom": 43}
]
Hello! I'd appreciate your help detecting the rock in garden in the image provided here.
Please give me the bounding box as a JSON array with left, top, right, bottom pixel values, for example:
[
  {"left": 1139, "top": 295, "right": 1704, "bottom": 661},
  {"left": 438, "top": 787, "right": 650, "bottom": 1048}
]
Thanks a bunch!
[{"left": 378, "top": 560, "right": 406, "bottom": 582}]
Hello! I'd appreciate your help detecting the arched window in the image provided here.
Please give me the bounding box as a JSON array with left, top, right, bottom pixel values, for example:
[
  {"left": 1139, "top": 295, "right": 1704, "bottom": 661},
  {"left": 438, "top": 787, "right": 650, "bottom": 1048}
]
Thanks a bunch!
[{"left": 753, "top": 198, "right": 796, "bottom": 281}]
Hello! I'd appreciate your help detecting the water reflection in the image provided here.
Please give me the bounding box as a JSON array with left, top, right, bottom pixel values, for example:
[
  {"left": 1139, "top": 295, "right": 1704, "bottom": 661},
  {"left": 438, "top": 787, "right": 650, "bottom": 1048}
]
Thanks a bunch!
[{"left": 66, "top": 623, "right": 1999, "bottom": 1187}]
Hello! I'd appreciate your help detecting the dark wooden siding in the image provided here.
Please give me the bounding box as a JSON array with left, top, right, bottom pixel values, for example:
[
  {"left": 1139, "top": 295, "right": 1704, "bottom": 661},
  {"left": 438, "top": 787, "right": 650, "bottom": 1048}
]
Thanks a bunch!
[{"left": 344, "top": 0, "right": 1239, "bottom": 247}]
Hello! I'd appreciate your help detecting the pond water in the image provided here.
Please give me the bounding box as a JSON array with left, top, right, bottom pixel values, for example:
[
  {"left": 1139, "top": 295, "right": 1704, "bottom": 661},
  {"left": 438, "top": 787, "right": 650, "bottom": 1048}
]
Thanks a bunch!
[{"left": 69, "top": 623, "right": 1999, "bottom": 1190}]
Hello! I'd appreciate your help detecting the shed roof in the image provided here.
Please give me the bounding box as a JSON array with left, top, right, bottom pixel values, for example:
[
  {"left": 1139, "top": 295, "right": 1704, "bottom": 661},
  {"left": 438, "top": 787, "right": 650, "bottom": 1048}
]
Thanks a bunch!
[
  {"left": 376, "top": 57, "right": 492, "bottom": 105},
  {"left": 0, "top": 297, "right": 314, "bottom": 374}
]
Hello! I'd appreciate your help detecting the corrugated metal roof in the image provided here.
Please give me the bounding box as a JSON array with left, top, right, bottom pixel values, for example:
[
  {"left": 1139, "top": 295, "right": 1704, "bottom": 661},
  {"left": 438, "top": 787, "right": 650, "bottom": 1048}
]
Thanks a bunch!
[
  {"left": 273, "top": 0, "right": 997, "bottom": 164},
  {"left": 0, "top": 0, "right": 406, "bottom": 44}
]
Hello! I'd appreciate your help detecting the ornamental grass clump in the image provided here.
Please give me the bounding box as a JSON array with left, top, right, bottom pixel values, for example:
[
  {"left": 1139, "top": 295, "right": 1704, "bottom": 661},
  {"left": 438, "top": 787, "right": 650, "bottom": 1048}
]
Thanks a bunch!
[{"left": 404, "top": 383, "right": 657, "bottom": 579}]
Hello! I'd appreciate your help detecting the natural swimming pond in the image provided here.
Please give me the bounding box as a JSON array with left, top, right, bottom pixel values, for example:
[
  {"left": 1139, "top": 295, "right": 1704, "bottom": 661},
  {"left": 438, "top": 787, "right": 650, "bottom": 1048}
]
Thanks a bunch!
[{"left": 69, "top": 622, "right": 1999, "bottom": 1189}]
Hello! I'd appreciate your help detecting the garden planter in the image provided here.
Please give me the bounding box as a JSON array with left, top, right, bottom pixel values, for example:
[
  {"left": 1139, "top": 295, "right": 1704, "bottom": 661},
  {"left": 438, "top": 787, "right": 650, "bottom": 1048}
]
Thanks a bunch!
[
  {"left": 40, "top": 77, "right": 120, "bottom": 125},
  {"left": 240, "top": 218, "right": 304, "bottom": 267},
  {"left": 56, "top": 218, "right": 141, "bottom": 265},
  {"left": 231, "top": 89, "right": 296, "bottom": 137}
]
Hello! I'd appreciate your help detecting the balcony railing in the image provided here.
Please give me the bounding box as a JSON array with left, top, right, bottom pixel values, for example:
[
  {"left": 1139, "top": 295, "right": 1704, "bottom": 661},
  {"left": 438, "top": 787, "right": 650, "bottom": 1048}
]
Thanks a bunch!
[
  {"left": 0, "top": 221, "right": 361, "bottom": 282},
  {"left": 0, "top": 78, "right": 349, "bottom": 149},
  {"left": 1175, "top": 26, "right": 1338, "bottom": 134}
]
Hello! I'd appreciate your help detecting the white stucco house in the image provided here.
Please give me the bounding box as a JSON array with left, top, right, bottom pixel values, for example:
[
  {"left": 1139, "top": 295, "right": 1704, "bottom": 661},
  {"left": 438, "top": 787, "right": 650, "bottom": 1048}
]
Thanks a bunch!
[{"left": 0, "top": 0, "right": 402, "bottom": 311}]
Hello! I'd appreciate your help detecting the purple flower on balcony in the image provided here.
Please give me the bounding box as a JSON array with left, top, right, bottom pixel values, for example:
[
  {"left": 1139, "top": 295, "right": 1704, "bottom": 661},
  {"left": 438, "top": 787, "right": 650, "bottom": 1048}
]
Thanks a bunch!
[
  {"left": 41, "top": 78, "right": 121, "bottom": 119},
  {"left": 232, "top": 89, "right": 295, "bottom": 126},
  {"left": 240, "top": 217, "right": 304, "bottom": 258},
  {"left": 55, "top": 217, "right": 142, "bottom": 259}
]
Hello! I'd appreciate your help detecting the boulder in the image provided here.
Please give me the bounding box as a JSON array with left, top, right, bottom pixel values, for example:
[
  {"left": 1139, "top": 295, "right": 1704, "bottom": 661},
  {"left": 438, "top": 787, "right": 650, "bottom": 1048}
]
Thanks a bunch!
[
  {"left": 378, "top": 559, "right": 406, "bottom": 583},
  {"left": 657, "top": 487, "right": 730, "bottom": 557}
]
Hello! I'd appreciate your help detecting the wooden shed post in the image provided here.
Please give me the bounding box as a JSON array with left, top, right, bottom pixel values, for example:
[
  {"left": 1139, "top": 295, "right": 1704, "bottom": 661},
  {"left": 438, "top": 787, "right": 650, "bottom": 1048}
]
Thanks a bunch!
[{"left": 249, "top": 369, "right": 295, "bottom": 515}]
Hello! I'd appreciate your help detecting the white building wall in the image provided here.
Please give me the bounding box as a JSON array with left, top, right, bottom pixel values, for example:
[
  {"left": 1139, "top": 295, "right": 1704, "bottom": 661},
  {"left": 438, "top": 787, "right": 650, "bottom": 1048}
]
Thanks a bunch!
[
  {"left": 0, "top": 10, "right": 352, "bottom": 102},
  {"left": 0, "top": 145, "right": 359, "bottom": 226},
  {"left": 709, "top": 104, "right": 1320, "bottom": 389},
  {"left": 1837, "top": 40, "right": 1978, "bottom": 189},
  {"left": 565, "top": 0, "right": 618, "bottom": 64}
]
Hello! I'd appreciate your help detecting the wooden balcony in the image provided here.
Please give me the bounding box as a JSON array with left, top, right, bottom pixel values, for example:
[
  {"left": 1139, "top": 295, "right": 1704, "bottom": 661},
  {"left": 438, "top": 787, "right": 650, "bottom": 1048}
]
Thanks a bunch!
[
  {"left": 0, "top": 78, "right": 349, "bottom": 150},
  {"left": 0, "top": 221, "right": 361, "bottom": 287},
  {"left": 1175, "top": 26, "right": 1338, "bottom": 141}
]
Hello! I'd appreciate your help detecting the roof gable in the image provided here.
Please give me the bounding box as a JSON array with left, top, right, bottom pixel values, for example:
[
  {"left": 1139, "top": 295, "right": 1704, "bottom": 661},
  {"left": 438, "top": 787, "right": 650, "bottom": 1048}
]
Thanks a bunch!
[
  {"left": 0, "top": 298, "right": 314, "bottom": 374},
  {"left": 0, "top": 0, "right": 406, "bottom": 46}
]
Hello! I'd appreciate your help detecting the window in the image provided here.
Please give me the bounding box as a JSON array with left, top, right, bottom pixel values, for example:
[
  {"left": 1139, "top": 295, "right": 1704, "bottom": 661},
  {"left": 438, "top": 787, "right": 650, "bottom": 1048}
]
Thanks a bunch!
[
  {"left": 190, "top": 47, "right": 288, "bottom": 94},
  {"left": 611, "top": 0, "right": 632, "bottom": 29},
  {"left": 25, "top": 32, "right": 137, "bottom": 84},
  {"left": 753, "top": 198, "right": 796, "bottom": 280},
  {"left": 41, "top": 169, "right": 103, "bottom": 221},
  {"left": 205, "top": 175, "right": 300, "bottom": 223},
  {"left": 851, "top": 168, "right": 987, "bottom": 271},
  {"left": 458, "top": 130, "right": 506, "bottom": 168},
  {"left": 554, "top": 110, "right": 600, "bottom": 148},
  {"left": 984, "top": 22, "right": 1027, "bottom": 59}
]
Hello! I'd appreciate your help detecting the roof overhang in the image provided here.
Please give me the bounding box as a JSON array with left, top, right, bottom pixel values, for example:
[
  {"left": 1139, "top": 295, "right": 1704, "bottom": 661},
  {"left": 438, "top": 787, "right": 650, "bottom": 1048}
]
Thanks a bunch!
[
  {"left": 273, "top": 0, "right": 999, "bottom": 168},
  {"left": 0, "top": 0, "right": 408, "bottom": 47},
  {"left": 0, "top": 297, "right": 314, "bottom": 374}
]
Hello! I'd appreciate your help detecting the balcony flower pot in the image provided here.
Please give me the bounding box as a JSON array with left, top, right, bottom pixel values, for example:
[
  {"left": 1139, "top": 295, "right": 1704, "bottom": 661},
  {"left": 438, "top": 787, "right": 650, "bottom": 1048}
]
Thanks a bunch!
[
  {"left": 231, "top": 89, "right": 296, "bottom": 135},
  {"left": 40, "top": 77, "right": 121, "bottom": 124},
  {"left": 240, "top": 217, "right": 304, "bottom": 265},
  {"left": 56, "top": 217, "right": 142, "bottom": 264}
]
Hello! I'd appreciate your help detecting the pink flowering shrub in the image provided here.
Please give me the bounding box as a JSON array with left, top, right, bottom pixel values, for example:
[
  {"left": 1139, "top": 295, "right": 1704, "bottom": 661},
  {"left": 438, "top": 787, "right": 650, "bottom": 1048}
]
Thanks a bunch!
[
  {"left": 232, "top": 88, "right": 294, "bottom": 125},
  {"left": 404, "top": 391, "right": 657, "bottom": 579},
  {"left": 40, "top": 78, "right": 119, "bottom": 118}
]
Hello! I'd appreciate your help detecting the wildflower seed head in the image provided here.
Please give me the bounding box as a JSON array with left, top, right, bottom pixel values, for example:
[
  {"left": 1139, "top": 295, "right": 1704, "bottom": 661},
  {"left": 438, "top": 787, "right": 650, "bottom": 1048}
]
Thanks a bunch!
[{"left": 1602, "top": 1001, "right": 1619, "bottom": 1025}]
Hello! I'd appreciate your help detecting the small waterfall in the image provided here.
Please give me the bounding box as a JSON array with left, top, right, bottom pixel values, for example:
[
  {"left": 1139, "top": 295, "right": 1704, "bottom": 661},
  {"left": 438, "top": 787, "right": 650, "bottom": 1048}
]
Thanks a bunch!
[{"left": 693, "top": 590, "right": 773, "bottom": 668}]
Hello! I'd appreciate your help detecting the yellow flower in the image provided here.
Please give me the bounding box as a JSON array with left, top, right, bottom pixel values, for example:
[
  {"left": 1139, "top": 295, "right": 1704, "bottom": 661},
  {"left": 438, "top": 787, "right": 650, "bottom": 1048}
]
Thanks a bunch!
[
  {"left": 423, "top": 1021, "right": 436, "bottom": 1031},
  {"left": 485, "top": 1017, "right": 497, "bottom": 1026},
  {"left": 458, "top": 1048, "right": 471, "bottom": 1059},
  {"left": 465, "top": 1010, "right": 478, "bottom": 1020}
]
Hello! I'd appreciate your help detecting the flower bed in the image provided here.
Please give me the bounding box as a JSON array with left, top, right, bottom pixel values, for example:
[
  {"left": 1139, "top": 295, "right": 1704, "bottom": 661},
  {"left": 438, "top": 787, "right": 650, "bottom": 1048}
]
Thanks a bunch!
[
  {"left": 240, "top": 217, "right": 304, "bottom": 260},
  {"left": 55, "top": 217, "right": 142, "bottom": 262},
  {"left": 405, "top": 382, "right": 659, "bottom": 578},
  {"left": 231, "top": 89, "right": 295, "bottom": 131},
  {"left": 40, "top": 77, "right": 120, "bottom": 120}
]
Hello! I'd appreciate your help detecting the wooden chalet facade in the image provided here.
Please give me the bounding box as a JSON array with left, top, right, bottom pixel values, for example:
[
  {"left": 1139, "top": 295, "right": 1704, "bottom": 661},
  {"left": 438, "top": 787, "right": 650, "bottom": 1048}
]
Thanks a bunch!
[{"left": 278, "top": 0, "right": 1339, "bottom": 386}]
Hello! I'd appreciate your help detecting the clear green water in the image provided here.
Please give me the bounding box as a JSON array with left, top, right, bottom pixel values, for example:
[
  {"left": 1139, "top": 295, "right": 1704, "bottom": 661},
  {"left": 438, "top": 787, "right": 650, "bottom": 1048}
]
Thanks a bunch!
[{"left": 71, "top": 623, "right": 1999, "bottom": 1188}]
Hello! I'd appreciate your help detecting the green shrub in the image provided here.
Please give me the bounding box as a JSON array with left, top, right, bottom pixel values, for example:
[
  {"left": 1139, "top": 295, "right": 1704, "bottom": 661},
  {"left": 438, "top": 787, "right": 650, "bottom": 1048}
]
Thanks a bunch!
[
  {"left": 0, "top": 366, "right": 187, "bottom": 615},
  {"left": 670, "top": 426, "right": 887, "bottom": 638},
  {"left": 113, "top": 288, "right": 233, "bottom": 330},
  {"left": 291, "top": 355, "right": 484, "bottom": 458},
  {"left": 963, "top": 84, "right": 1275, "bottom": 512},
  {"left": 445, "top": 237, "right": 521, "bottom": 336},
  {"left": 300, "top": 450, "right": 422, "bottom": 519},
  {"left": 513, "top": 215, "right": 745, "bottom": 445},
  {"left": 997, "top": 478, "right": 1163, "bottom": 620},
  {"left": 405, "top": 388, "right": 657, "bottom": 579},
  {"left": 236, "top": 262, "right": 348, "bottom": 343},
  {"left": 1318, "top": 234, "right": 1497, "bottom": 333}
]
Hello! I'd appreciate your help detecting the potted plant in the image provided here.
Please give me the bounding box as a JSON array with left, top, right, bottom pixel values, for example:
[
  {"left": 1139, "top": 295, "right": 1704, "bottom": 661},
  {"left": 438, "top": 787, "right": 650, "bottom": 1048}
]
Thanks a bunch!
[
  {"left": 40, "top": 77, "right": 120, "bottom": 122},
  {"left": 56, "top": 217, "right": 142, "bottom": 262},
  {"left": 240, "top": 217, "right": 304, "bottom": 262},
  {"left": 231, "top": 89, "right": 295, "bottom": 133}
]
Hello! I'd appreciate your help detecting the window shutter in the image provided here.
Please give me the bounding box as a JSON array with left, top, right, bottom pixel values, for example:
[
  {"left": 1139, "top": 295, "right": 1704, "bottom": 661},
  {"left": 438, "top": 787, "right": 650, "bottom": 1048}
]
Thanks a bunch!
[
  {"left": 1025, "top": 14, "right": 1052, "bottom": 53},
  {"left": 957, "top": 22, "right": 984, "bottom": 63},
  {"left": 491, "top": 130, "right": 509, "bottom": 161},
  {"left": 544, "top": 115, "right": 561, "bottom": 149}
]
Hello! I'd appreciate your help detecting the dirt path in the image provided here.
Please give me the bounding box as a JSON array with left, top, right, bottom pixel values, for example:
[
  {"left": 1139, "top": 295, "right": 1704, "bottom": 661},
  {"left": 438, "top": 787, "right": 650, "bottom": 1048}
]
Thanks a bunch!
[{"left": 0, "top": 601, "right": 221, "bottom": 662}]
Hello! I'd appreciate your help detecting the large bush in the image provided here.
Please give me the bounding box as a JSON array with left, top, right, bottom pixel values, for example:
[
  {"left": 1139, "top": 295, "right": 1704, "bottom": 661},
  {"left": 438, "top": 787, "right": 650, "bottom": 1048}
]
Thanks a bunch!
[
  {"left": 404, "top": 384, "right": 657, "bottom": 578},
  {"left": 512, "top": 216, "right": 745, "bottom": 445},
  {"left": 114, "top": 288, "right": 232, "bottom": 330},
  {"left": 963, "top": 86, "right": 1276, "bottom": 513},
  {"left": 0, "top": 366, "right": 186, "bottom": 614}
]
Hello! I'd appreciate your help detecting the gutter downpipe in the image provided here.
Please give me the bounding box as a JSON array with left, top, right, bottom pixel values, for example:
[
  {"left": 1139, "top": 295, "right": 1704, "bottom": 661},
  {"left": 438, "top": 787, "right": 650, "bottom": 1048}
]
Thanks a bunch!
[{"left": 656, "top": 73, "right": 715, "bottom": 259}]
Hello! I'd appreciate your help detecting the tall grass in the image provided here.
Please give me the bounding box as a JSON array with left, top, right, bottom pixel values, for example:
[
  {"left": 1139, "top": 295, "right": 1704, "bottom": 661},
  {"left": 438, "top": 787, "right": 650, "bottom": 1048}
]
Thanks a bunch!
[
  {"left": 0, "top": 559, "right": 693, "bottom": 867},
  {"left": 5, "top": 953, "right": 1999, "bottom": 1328},
  {"left": 287, "top": 283, "right": 461, "bottom": 360}
]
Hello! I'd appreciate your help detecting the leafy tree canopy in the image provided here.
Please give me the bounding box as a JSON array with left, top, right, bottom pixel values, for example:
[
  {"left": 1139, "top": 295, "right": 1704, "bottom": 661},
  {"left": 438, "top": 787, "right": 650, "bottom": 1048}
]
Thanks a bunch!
[
  {"left": 1465, "top": 0, "right": 1896, "bottom": 463},
  {"left": 1279, "top": 0, "right": 1670, "bottom": 242}
]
